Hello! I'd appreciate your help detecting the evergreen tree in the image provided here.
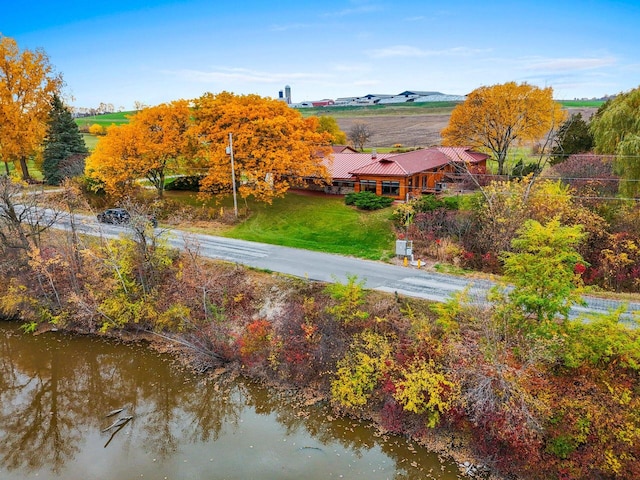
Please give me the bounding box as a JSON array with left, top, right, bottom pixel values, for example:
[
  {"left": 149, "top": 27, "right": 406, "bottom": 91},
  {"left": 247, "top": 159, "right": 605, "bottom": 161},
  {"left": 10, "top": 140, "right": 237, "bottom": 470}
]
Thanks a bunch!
[
  {"left": 42, "top": 94, "right": 88, "bottom": 185},
  {"left": 550, "top": 113, "right": 594, "bottom": 165}
]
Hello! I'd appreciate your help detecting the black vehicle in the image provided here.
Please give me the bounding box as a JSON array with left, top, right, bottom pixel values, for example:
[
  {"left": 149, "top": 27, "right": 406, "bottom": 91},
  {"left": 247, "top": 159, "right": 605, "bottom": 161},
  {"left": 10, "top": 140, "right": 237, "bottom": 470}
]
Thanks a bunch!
[
  {"left": 97, "top": 208, "right": 130, "bottom": 224},
  {"left": 97, "top": 208, "right": 157, "bottom": 228}
]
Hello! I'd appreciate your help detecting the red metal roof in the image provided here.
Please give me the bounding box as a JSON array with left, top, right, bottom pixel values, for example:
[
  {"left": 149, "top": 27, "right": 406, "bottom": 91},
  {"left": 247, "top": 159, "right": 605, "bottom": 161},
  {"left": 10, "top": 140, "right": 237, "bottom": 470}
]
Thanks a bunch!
[
  {"left": 331, "top": 145, "right": 358, "bottom": 154},
  {"left": 349, "top": 147, "right": 488, "bottom": 177},
  {"left": 319, "top": 147, "right": 488, "bottom": 180},
  {"left": 323, "top": 152, "right": 395, "bottom": 180},
  {"left": 435, "top": 146, "right": 489, "bottom": 164}
]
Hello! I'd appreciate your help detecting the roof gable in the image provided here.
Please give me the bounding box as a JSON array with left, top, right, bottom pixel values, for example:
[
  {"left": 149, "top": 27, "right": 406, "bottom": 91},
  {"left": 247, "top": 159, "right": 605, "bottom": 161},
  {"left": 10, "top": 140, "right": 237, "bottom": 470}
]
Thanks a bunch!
[{"left": 331, "top": 145, "right": 358, "bottom": 154}]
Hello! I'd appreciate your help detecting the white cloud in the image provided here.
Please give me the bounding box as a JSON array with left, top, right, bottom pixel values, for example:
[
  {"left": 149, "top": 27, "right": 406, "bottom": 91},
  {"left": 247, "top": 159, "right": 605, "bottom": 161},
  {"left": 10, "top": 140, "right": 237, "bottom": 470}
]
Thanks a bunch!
[
  {"left": 325, "top": 1, "right": 384, "bottom": 17},
  {"left": 368, "top": 45, "right": 426, "bottom": 58},
  {"left": 162, "top": 67, "right": 328, "bottom": 84},
  {"left": 523, "top": 56, "right": 617, "bottom": 71},
  {"left": 367, "top": 45, "right": 491, "bottom": 58},
  {"left": 330, "top": 62, "right": 373, "bottom": 73},
  {"left": 352, "top": 79, "right": 379, "bottom": 87},
  {"left": 269, "top": 22, "right": 315, "bottom": 32}
]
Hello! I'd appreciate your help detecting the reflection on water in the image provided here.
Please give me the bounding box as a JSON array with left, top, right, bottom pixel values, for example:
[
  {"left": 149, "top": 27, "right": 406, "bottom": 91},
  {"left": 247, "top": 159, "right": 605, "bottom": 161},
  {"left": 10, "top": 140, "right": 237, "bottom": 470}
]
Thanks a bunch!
[{"left": 0, "top": 322, "right": 463, "bottom": 479}]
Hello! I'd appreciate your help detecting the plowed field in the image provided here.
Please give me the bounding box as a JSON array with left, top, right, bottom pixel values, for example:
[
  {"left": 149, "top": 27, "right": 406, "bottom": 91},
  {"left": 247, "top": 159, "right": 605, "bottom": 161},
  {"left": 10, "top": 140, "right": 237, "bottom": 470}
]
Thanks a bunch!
[{"left": 334, "top": 107, "right": 597, "bottom": 149}]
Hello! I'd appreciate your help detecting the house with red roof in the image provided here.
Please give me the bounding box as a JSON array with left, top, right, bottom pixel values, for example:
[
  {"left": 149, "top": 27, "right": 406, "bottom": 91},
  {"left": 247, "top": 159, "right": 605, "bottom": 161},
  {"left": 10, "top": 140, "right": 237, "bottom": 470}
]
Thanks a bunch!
[
  {"left": 317, "top": 147, "right": 487, "bottom": 199},
  {"left": 319, "top": 151, "right": 393, "bottom": 194},
  {"left": 349, "top": 147, "right": 487, "bottom": 199}
]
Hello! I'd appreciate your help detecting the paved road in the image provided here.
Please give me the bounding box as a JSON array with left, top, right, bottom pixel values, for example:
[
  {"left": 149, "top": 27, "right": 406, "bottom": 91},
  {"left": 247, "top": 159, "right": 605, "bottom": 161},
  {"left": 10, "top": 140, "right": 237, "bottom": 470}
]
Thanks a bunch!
[{"left": 63, "top": 213, "right": 639, "bottom": 320}]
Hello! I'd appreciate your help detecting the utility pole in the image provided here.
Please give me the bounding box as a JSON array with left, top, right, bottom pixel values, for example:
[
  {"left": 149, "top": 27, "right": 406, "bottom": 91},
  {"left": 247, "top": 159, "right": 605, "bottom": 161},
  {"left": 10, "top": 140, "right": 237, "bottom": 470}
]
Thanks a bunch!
[{"left": 226, "top": 132, "right": 239, "bottom": 218}]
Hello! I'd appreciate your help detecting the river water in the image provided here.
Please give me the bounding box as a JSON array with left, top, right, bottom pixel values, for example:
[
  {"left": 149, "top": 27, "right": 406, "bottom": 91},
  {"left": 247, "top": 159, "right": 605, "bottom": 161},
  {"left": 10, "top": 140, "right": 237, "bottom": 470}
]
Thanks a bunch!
[{"left": 0, "top": 322, "right": 464, "bottom": 480}]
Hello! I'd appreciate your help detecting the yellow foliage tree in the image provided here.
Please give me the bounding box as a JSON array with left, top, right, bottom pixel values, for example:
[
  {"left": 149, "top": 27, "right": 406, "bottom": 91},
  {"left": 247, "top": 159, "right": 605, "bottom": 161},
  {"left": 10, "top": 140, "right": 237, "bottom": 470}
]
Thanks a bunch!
[
  {"left": 474, "top": 176, "right": 608, "bottom": 258},
  {"left": 441, "top": 82, "right": 566, "bottom": 175},
  {"left": 85, "top": 100, "right": 193, "bottom": 197},
  {"left": 393, "top": 359, "right": 458, "bottom": 428},
  {"left": 316, "top": 115, "right": 347, "bottom": 145},
  {"left": 331, "top": 330, "right": 394, "bottom": 409},
  {"left": 88, "top": 124, "right": 104, "bottom": 136},
  {"left": 85, "top": 123, "right": 144, "bottom": 198},
  {"left": 192, "top": 92, "right": 331, "bottom": 203},
  {"left": 0, "top": 35, "right": 63, "bottom": 179}
]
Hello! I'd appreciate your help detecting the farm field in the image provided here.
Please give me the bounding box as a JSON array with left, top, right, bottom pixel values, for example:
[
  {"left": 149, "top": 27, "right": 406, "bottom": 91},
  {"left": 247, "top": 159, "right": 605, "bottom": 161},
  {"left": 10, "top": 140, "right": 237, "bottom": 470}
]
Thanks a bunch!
[
  {"left": 76, "top": 101, "right": 600, "bottom": 150},
  {"left": 75, "top": 111, "right": 131, "bottom": 129}
]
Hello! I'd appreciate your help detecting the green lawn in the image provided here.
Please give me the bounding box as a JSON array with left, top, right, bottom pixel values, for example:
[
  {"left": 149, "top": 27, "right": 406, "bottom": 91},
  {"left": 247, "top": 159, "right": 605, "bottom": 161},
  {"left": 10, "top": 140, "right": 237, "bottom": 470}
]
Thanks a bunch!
[
  {"left": 82, "top": 133, "right": 99, "bottom": 151},
  {"left": 224, "top": 193, "right": 395, "bottom": 260},
  {"left": 2, "top": 158, "right": 43, "bottom": 181},
  {"left": 164, "top": 191, "right": 396, "bottom": 260}
]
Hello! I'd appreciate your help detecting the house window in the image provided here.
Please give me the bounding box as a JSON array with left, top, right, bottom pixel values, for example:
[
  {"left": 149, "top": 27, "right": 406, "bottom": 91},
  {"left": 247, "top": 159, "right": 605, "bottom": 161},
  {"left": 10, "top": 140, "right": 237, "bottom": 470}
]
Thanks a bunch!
[
  {"left": 382, "top": 181, "right": 400, "bottom": 196},
  {"left": 360, "top": 180, "right": 376, "bottom": 192}
]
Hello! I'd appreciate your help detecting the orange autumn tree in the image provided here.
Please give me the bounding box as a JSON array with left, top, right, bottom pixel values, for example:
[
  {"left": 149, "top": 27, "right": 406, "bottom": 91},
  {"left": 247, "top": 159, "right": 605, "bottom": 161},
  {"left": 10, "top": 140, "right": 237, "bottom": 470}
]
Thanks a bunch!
[
  {"left": 128, "top": 99, "right": 193, "bottom": 197},
  {"left": 0, "top": 35, "right": 63, "bottom": 179},
  {"left": 441, "top": 82, "right": 566, "bottom": 175},
  {"left": 192, "top": 92, "right": 331, "bottom": 203},
  {"left": 85, "top": 100, "right": 193, "bottom": 198},
  {"left": 85, "top": 122, "right": 144, "bottom": 198}
]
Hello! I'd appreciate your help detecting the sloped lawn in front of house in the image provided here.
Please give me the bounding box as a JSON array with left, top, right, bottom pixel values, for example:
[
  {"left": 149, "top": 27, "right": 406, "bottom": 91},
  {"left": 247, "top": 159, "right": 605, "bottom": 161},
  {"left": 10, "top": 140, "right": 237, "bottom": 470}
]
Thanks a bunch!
[{"left": 222, "top": 192, "right": 396, "bottom": 260}]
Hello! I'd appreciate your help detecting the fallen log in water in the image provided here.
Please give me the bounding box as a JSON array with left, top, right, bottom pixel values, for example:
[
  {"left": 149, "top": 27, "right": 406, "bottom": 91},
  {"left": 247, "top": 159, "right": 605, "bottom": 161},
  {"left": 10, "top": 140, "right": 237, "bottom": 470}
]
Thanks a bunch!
[
  {"left": 102, "top": 415, "right": 133, "bottom": 433},
  {"left": 105, "top": 408, "right": 125, "bottom": 418}
]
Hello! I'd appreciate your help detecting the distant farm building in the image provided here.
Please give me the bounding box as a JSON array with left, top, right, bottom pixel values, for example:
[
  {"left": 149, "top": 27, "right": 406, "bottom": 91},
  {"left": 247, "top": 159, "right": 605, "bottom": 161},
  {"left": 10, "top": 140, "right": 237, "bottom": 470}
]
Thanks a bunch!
[{"left": 287, "top": 89, "right": 466, "bottom": 108}]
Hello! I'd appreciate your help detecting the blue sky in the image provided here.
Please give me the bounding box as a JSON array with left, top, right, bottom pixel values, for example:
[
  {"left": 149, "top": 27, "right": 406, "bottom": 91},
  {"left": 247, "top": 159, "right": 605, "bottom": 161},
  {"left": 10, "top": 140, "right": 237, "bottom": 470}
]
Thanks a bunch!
[{"left": 4, "top": 0, "right": 640, "bottom": 110}]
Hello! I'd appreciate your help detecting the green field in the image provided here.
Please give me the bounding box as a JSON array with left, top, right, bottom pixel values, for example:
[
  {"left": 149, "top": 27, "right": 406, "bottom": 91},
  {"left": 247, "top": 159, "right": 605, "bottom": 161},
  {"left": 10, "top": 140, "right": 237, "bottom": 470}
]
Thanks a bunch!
[
  {"left": 75, "top": 111, "right": 135, "bottom": 129},
  {"left": 559, "top": 100, "right": 605, "bottom": 108},
  {"left": 76, "top": 113, "right": 134, "bottom": 150}
]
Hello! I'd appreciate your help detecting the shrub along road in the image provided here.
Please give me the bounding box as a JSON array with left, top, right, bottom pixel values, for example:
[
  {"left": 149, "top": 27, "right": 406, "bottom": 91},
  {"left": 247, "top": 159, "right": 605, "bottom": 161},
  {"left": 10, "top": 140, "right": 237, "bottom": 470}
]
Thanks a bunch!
[{"left": 59, "top": 211, "right": 639, "bottom": 321}]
